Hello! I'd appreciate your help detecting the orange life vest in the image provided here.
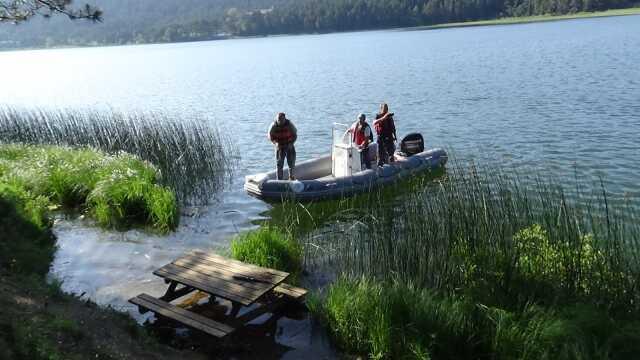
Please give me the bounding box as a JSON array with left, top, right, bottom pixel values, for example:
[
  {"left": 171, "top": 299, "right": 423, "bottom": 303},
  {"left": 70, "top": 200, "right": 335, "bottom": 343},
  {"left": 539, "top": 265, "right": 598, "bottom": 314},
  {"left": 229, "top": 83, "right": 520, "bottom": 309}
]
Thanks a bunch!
[
  {"left": 271, "top": 121, "right": 294, "bottom": 145},
  {"left": 352, "top": 123, "right": 372, "bottom": 146}
]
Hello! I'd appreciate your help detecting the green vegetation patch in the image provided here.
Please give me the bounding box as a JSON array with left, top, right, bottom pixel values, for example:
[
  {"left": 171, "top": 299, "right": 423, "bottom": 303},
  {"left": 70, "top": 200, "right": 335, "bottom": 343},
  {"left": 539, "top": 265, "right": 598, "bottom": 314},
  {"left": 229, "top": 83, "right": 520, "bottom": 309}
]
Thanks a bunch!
[
  {"left": 0, "top": 143, "right": 178, "bottom": 233},
  {"left": 231, "top": 227, "right": 303, "bottom": 279},
  {"left": 0, "top": 160, "right": 194, "bottom": 360},
  {"left": 451, "top": 223, "right": 629, "bottom": 308},
  {"left": 292, "top": 160, "right": 640, "bottom": 358},
  {"left": 0, "top": 107, "right": 232, "bottom": 203},
  {"left": 312, "top": 276, "right": 640, "bottom": 360},
  {"left": 0, "top": 190, "right": 54, "bottom": 276},
  {"left": 310, "top": 161, "right": 640, "bottom": 313}
]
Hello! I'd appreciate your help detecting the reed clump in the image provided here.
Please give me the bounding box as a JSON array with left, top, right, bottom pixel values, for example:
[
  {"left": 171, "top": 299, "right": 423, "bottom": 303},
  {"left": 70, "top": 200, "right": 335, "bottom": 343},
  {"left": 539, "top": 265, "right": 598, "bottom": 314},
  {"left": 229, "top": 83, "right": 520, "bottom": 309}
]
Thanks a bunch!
[
  {"left": 307, "top": 161, "right": 640, "bottom": 312},
  {"left": 0, "top": 107, "right": 232, "bottom": 203},
  {"left": 0, "top": 143, "right": 178, "bottom": 233},
  {"left": 231, "top": 227, "right": 303, "bottom": 279},
  {"left": 285, "top": 160, "right": 640, "bottom": 359}
]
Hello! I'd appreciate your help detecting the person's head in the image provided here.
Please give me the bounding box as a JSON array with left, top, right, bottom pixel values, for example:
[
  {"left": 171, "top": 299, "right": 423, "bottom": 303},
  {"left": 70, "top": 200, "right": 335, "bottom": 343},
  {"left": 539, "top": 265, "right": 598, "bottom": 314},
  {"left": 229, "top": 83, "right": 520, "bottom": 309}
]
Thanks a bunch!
[
  {"left": 276, "top": 112, "right": 286, "bottom": 126},
  {"left": 380, "top": 103, "right": 389, "bottom": 115},
  {"left": 358, "top": 113, "right": 366, "bottom": 125}
]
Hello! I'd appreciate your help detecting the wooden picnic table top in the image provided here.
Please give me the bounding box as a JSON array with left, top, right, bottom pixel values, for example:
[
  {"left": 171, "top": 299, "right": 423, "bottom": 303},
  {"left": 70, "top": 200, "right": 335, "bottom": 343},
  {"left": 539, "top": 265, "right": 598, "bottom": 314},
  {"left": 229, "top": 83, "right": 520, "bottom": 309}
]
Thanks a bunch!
[{"left": 153, "top": 250, "right": 290, "bottom": 306}]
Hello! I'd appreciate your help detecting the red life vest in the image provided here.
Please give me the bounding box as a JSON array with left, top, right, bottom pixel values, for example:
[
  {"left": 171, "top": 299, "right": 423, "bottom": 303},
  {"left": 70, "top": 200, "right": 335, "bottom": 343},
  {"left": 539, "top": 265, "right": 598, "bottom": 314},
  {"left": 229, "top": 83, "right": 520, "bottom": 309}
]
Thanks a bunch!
[
  {"left": 352, "top": 123, "right": 372, "bottom": 146},
  {"left": 271, "top": 121, "right": 294, "bottom": 145}
]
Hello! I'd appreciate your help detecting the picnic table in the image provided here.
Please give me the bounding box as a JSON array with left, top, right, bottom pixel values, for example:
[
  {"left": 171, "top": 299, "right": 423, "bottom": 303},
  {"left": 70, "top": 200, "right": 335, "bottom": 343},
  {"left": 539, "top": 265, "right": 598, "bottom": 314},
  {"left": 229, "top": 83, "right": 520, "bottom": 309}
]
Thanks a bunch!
[{"left": 129, "top": 250, "right": 307, "bottom": 338}]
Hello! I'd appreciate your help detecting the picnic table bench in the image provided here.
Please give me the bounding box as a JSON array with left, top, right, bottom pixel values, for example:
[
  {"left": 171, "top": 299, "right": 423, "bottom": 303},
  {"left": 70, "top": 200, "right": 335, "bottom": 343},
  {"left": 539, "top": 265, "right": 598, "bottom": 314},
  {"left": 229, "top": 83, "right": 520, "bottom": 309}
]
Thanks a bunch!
[{"left": 129, "top": 250, "right": 306, "bottom": 338}]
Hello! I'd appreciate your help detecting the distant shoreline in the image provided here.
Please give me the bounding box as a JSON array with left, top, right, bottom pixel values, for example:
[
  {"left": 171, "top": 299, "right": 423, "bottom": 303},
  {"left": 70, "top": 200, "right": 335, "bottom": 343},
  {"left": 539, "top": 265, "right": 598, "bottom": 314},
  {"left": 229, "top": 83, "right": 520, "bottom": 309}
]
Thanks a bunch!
[
  {"left": 405, "top": 7, "right": 640, "bottom": 31},
  {"left": 1, "top": 7, "right": 639, "bottom": 53}
]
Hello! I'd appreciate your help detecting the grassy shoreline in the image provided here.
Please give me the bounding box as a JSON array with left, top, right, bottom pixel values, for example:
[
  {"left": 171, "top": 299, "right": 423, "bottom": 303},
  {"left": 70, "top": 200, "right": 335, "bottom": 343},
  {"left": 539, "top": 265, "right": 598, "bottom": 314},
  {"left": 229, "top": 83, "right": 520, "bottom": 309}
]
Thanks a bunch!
[
  {"left": 0, "top": 107, "right": 232, "bottom": 204},
  {"left": 3, "top": 145, "right": 640, "bottom": 358},
  {"left": 410, "top": 7, "right": 640, "bottom": 31},
  {"left": 0, "top": 183, "right": 201, "bottom": 359},
  {"left": 0, "top": 109, "right": 235, "bottom": 358},
  {"left": 0, "top": 143, "right": 179, "bottom": 233}
]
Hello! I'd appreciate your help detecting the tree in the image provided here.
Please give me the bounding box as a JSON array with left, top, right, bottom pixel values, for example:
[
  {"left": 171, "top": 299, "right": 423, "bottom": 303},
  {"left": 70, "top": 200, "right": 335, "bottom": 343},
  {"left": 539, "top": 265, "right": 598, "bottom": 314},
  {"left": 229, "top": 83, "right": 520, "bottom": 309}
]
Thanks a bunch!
[{"left": 0, "top": 0, "right": 102, "bottom": 23}]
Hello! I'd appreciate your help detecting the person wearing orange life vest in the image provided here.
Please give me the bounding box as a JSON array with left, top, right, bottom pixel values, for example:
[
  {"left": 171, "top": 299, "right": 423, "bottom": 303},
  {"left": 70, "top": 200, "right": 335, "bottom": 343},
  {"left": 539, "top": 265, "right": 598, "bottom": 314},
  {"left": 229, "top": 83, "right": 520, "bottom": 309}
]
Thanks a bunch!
[
  {"left": 268, "top": 112, "right": 298, "bottom": 180},
  {"left": 348, "top": 113, "right": 373, "bottom": 169},
  {"left": 373, "top": 103, "right": 397, "bottom": 166}
]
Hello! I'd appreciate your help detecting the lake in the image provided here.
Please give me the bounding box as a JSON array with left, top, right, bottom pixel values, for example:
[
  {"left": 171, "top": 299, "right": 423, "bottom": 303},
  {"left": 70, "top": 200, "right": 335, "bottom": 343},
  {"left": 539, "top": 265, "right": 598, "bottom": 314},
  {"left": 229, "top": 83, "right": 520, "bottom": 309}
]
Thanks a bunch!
[{"left": 1, "top": 14, "right": 639, "bottom": 358}]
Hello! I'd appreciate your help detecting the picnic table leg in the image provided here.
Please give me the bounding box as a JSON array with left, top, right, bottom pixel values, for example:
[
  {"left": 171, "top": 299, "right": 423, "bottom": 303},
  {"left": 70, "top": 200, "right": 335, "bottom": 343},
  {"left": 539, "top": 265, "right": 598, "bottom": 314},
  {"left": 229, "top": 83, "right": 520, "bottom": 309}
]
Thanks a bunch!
[
  {"left": 234, "top": 294, "right": 288, "bottom": 325},
  {"left": 159, "top": 281, "right": 196, "bottom": 302},
  {"left": 229, "top": 302, "right": 242, "bottom": 318},
  {"left": 164, "top": 281, "right": 178, "bottom": 296}
]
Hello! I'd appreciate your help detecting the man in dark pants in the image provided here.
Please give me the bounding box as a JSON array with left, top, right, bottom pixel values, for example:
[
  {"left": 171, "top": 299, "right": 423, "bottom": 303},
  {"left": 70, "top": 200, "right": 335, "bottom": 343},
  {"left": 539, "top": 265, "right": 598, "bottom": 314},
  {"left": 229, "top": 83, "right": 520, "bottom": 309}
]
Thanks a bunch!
[
  {"left": 268, "top": 112, "right": 298, "bottom": 180},
  {"left": 373, "top": 103, "right": 397, "bottom": 166}
]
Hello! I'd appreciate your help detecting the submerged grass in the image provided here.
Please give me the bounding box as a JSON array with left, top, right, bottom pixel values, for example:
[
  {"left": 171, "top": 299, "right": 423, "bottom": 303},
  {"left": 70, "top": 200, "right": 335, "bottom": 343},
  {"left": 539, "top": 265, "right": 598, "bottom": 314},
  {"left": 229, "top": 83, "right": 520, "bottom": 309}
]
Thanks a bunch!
[
  {"left": 0, "top": 143, "right": 178, "bottom": 233},
  {"left": 0, "top": 106, "right": 233, "bottom": 203}
]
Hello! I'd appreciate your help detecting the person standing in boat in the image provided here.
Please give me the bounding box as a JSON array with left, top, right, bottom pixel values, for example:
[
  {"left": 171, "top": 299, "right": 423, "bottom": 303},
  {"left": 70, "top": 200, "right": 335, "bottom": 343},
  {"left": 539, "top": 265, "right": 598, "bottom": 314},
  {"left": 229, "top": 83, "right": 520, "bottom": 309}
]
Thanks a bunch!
[
  {"left": 268, "top": 112, "right": 297, "bottom": 180},
  {"left": 373, "top": 103, "right": 397, "bottom": 166},
  {"left": 349, "top": 113, "right": 373, "bottom": 169}
]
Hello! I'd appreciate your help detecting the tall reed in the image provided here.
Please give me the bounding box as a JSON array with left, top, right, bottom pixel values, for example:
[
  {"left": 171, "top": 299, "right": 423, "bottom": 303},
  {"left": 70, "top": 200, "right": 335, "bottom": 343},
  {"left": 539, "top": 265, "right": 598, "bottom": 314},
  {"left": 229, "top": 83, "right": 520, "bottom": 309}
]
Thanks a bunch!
[
  {"left": 0, "top": 107, "right": 233, "bottom": 204},
  {"left": 274, "top": 160, "right": 640, "bottom": 312}
]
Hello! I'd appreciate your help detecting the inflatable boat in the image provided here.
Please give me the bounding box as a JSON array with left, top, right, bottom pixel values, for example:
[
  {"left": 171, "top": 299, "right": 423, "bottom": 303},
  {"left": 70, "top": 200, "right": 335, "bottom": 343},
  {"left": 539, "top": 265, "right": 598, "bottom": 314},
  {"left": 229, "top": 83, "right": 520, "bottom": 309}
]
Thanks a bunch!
[{"left": 244, "top": 123, "right": 448, "bottom": 202}]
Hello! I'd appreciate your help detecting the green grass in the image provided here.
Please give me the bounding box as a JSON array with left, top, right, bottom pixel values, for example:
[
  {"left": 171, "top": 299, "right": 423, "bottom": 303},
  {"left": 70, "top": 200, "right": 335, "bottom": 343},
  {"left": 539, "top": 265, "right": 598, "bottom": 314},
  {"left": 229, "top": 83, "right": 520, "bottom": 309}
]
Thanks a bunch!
[
  {"left": 230, "top": 227, "right": 303, "bottom": 280},
  {"left": 417, "top": 7, "right": 640, "bottom": 31},
  {"left": 312, "top": 277, "right": 640, "bottom": 360},
  {"left": 0, "top": 143, "right": 178, "bottom": 233},
  {"left": 0, "top": 191, "right": 55, "bottom": 276},
  {"left": 9, "top": 311, "right": 85, "bottom": 360},
  {"left": 0, "top": 191, "right": 73, "bottom": 360},
  {"left": 0, "top": 106, "right": 233, "bottom": 203},
  {"left": 301, "top": 160, "right": 640, "bottom": 313},
  {"left": 277, "top": 159, "right": 640, "bottom": 359}
]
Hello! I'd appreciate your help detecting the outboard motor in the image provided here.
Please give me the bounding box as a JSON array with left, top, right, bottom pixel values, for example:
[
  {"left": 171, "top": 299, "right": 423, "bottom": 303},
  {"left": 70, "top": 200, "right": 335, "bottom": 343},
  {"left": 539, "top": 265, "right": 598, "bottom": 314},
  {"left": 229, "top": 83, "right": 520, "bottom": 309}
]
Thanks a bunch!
[{"left": 399, "top": 133, "right": 424, "bottom": 156}]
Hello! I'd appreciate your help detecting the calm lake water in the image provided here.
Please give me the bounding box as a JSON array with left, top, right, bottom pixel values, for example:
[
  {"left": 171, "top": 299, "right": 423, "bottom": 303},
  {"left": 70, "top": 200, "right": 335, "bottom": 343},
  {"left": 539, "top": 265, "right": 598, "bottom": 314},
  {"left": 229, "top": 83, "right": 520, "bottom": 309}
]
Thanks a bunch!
[{"left": 1, "top": 14, "right": 639, "bottom": 358}]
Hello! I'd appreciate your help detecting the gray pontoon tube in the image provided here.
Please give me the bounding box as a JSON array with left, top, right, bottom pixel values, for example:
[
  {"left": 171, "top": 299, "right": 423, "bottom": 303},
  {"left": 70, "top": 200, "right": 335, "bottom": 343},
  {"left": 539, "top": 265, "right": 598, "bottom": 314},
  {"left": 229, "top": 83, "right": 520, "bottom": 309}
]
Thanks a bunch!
[{"left": 244, "top": 148, "right": 447, "bottom": 202}]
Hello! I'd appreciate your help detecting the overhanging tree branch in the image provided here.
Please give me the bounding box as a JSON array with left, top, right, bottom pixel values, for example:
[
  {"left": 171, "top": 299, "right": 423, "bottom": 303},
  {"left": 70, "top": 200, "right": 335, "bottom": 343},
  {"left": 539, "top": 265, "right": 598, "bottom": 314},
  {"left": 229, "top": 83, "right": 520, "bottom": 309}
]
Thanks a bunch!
[{"left": 0, "top": 0, "right": 102, "bottom": 23}]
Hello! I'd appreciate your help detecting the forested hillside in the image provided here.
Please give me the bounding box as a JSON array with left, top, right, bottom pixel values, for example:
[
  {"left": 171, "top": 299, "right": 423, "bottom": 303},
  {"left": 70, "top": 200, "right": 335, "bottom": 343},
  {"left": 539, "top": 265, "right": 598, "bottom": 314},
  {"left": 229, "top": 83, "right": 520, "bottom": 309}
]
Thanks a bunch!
[
  {"left": 0, "top": 0, "right": 636, "bottom": 49},
  {"left": 226, "top": 0, "right": 636, "bottom": 35}
]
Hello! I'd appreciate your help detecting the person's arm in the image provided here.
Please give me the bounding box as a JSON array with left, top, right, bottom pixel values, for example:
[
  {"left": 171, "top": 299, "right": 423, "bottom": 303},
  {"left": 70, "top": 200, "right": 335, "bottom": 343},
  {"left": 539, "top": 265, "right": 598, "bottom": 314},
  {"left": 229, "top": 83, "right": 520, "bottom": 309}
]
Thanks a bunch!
[
  {"left": 362, "top": 126, "right": 371, "bottom": 148},
  {"left": 374, "top": 112, "right": 391, "bottom": 125},
  {"left": 289, "top": 122, "right": 298, "bottom": 144},
  {"left": 267, "top": 123, "right": 277, "bottom": 145}
]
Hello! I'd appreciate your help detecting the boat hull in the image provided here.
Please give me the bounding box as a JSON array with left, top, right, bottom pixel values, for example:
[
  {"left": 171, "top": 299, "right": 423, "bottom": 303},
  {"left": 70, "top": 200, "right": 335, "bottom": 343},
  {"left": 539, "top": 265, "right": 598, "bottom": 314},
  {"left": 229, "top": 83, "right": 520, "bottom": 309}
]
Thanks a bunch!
[{"left": 244, "top": 148, "right": 447, "bottom": 202}]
